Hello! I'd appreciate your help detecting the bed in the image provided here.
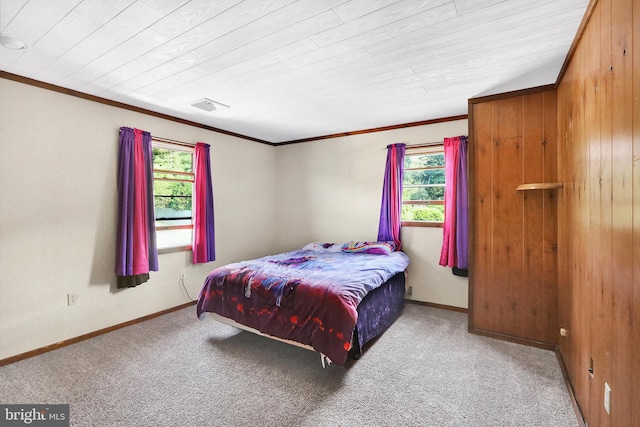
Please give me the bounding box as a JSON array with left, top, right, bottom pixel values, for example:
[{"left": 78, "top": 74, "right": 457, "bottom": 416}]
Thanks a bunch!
[{"left": 196, "top": 241, "right": 410, "bottom": 366}]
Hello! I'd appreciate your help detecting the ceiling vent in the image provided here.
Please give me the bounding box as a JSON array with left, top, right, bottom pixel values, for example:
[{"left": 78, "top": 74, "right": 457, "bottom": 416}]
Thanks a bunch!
[{"left": 189, "top": 98, "right": 230, "bottom": 112}]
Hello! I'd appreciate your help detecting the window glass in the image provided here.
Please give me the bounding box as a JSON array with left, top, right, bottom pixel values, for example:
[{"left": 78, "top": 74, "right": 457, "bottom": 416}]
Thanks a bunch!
[
  {"left": 402, "top": 150, "right": 445, "bottom": 223},
  {"left": 152, "top": 145, "right": 194, "bottom": 249}
]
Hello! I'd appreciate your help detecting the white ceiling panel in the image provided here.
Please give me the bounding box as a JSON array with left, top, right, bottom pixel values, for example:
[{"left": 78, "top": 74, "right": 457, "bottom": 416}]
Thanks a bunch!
[
  {"left": 332, "top": 0, "right": 400, "bottom": 22},
  {"left": 186, "top": 0, "right": 300, "bottom": 57},
  {"left": 1, "top": 0, "right": 82, "bottom": 46},
  {"left": 73, "top": 0, "right": 136, "bottom": 24},
  {"left": 186, "top": 38, "right": 320, "bottom": 89},
  {"left": 64, "top": 28, "right": 170, "bottom": 87},
  {"left": 195, "top": 10, "right": 342, "bottom": 75},
  {"left": 148, "top": 0, "right": 243, "bottom": 39},
  {"left": 0, "top": 0, "right": 28, "bottom": 32},
  {"left": 35, "top": 1, "right": 166, "bottom": 82},
  {"left": 310, "top": 0, "right": 451, "bottom": 47},
  {"left": 139, "top": 0, "right": 190, "bottom": 16},
  {"left": 453, "top": 0, "right": 507, "bottom": 16},
  {"left": 90, "top": 34, "right": 212, "bottom": 88},
  {"left": 7, "top": 11, "right": 102, "bottom": 77},
  {"left": 0, "top": 0, "right": 590, "bottom": 143}
]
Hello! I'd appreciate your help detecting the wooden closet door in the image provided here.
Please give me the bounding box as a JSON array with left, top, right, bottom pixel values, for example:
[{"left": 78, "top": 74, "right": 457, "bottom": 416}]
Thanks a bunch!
[{"left": 469, "top": 88, "right": 558, "bottom": 347}]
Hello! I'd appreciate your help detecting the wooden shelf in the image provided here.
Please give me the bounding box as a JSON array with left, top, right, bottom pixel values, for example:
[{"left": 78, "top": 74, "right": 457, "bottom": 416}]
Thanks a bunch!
[{"left": 516, "top": 182, "right": 563, "bottom": 191}]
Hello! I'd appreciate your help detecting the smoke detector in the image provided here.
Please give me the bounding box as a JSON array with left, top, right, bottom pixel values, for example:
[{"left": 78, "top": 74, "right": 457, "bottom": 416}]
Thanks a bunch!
[
  {"left": 189, "top": 98, "right": 230, "bottom": 112},
  {"left": 0, "top": 35, "right": 28, "bottom": 50}
]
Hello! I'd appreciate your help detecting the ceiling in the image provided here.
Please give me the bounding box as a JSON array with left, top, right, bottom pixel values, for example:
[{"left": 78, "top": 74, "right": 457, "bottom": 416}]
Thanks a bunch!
[{"left": 0, "top": 0, "right": 590, "bottom": 144}]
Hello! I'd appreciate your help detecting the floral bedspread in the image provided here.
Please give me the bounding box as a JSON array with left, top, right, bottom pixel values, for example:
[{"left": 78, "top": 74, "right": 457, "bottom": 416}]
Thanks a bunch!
[{"left": 196, "top": 248, "right": 410, "bottom": 365}]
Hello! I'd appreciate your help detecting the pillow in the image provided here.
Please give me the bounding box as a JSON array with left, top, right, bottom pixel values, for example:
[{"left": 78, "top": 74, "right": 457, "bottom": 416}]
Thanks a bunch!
[
  {"left": 301, "top": 242, "right": 342, "bottom": 252},
  {"left": 340, "top": 241, "right": 397, "bottom": 255}
]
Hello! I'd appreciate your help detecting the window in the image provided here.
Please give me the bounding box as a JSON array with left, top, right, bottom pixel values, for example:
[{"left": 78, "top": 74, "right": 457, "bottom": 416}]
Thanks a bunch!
[
  {"left": 152, "top": 141, "right": 194, "bottom": 250},
  {"left": 402, "top": 146, "right": 445, "bottom": 226}
]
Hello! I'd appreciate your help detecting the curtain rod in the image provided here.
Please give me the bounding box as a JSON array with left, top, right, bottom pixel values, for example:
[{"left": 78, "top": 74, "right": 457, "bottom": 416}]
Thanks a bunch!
[
  {"left": 405, "top": 141, "right": 443, "bottom": 149},
  {"left": 404, "top": 135, "right": 468, "bottom": 149},
  {"left": 383, "top": 141, "right": 443, "bottom": 150},
  {"left": 152, "top": 136, "right": 195, "bottom": 148}
]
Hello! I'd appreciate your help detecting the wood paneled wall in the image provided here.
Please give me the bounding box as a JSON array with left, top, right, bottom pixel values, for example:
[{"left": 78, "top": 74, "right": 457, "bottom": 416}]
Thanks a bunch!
[
  {"left": 469, "top": 88, "right": 558, "bottom": 347},
  {"left": 556, "top": 0, "right": 639, "bottom": 425}
]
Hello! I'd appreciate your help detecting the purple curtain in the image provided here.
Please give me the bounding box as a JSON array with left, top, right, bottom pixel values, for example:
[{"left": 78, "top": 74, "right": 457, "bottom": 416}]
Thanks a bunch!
[
  {"left": 455, "top": 137, "right": 469, "bottom": 269},
  {"left": 193, "top": 142, "right": 215, "bottom": 264},
  {"left": 439, "top": 136, "right": 468, "bottom": 269},
  {"left": 377, "top": 143, "right": 406, "bottom": 249},
  {"left": 115, "top": 127, "right": 158, "bottom": 288}
]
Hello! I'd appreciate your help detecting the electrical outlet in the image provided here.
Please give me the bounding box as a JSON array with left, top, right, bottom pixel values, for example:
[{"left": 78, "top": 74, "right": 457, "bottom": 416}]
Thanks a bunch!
[
  {"left": 406, "top": 286, "right": 413, "bottom": 296},
  {"left": 67, "top": 293, "right": 79, "bottom": 306},
  {"left": 604, "top": 382, "right": 611, "bottom": 415}
]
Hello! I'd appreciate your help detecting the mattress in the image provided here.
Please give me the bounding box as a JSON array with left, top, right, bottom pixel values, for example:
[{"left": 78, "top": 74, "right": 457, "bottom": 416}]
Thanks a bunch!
[{"left": 197, "top": 245, "right": 410, "bottom": 365}]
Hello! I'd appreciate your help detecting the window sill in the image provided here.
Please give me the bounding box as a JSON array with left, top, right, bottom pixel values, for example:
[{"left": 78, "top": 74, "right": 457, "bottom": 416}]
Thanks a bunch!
[
  {"left": 158, "top": 245, "right": 192, "bottom": 255},
  {"left": 402, "top": 221, "right": 443, "bottom": 228}
]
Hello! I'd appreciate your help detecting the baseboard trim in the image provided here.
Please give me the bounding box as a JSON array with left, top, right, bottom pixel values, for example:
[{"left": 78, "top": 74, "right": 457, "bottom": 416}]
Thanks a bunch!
[
  {"left": 405, "top": 299, "right": 468, "bottom": 313},
  {"left": 555, "top": 346, "right": 587, "bottom": 427},
  {"left": 468, "top": 327, "right": 556, "bottom": 351},
  {"left": 0, "top": 301, "right": 197, "bottom": 367}
]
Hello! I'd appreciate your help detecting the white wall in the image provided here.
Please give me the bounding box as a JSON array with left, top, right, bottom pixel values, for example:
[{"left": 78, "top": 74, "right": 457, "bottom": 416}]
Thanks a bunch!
[
  {"left": 0, "top": 79, "right": 275, "bottom": 360},
  {"left": 274, "top": 120, "right": 469, "bottom": 308}
]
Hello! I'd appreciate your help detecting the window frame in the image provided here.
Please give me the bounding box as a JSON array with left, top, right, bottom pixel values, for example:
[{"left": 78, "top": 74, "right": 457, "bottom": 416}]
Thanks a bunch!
[
  {"left": 401, "top": 144, "right": 445, "bottom": 228},
  {"left": 152, "top": 140, "right": 195, "bottom": 253}
]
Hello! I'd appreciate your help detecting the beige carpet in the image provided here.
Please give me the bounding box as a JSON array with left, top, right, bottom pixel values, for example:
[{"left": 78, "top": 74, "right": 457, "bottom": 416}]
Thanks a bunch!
[{"left": 0, "top": 303, "right": 578, "bottom": 426}]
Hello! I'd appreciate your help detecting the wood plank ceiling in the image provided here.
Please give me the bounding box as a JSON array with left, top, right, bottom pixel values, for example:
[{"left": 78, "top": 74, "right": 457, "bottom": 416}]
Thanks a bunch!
[{"left": 0, "top": 0, "right": 589, "bottom": 143}]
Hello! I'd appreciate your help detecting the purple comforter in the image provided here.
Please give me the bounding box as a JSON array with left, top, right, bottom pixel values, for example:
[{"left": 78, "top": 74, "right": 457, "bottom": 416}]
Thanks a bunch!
[{"left": 197, "top": 248, "right": 410, "bottom": 365}]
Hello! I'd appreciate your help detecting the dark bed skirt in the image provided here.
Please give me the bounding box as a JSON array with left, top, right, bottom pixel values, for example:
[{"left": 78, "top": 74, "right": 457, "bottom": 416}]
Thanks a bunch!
[{"left": 351, "top": 271, "right": 405, "bottom": 357}]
